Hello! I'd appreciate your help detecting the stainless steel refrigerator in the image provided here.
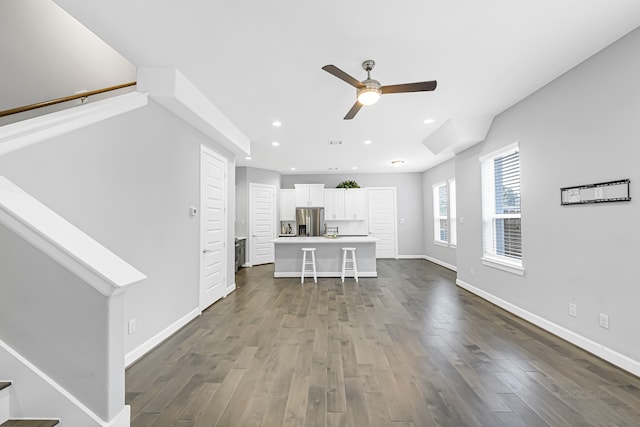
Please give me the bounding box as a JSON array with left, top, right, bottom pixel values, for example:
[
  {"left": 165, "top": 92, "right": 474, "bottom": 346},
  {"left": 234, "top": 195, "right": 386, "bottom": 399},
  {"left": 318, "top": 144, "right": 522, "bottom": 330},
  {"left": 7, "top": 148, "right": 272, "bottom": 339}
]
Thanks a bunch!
[{"left": 296, "top": 208, "right": 324, "bottom": 236}]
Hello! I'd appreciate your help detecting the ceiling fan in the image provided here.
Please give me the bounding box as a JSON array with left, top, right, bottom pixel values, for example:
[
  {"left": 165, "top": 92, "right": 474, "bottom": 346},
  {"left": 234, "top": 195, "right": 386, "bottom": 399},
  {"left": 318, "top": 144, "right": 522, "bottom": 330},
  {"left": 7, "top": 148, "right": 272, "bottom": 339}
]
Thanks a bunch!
[{"left": 322, "top": 60, "right": 437, "bottom": 120}]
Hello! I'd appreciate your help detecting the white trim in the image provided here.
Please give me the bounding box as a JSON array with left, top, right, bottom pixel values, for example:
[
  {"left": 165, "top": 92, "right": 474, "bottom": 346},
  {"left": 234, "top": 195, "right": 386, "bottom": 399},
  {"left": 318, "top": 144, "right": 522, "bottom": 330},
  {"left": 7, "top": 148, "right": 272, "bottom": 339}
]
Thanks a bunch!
[
  {"left": 0, "top": 177, "right": 146, "bottom": 296},
  {"left": 421, "top": 255, "right": 457, "bottom": 272},
  {"left": 481, "top": 256, "right": 524, "bottom": 276},
  {"left": 274, "top": 271, "right": 377, "bottom": 278},
  {"left": 125, "top": 308, "right": 200, "bottom": 367},
  {"left": 433, "top": 240, "right": 449, "bottom": 247},
  {"left": 225, "top": 282, "right": 237, "bottom": 297},
  {"left": 0, "top": 92, "right": 148, "bottom": 157},
  {"left": 396, "top": 254, "right": 426, "bottom": 259},
  {"left": 0, "top": 337, "right": 115, "bottom": 426},
  {"left": 106, "top": 406, "right": 130, "bottom": 427},
  {"left": 478, "top": 141, "right": 519, "bottom": 163},
  {"left": 455, "top": 279, "right": 640, "bottom": 378}
]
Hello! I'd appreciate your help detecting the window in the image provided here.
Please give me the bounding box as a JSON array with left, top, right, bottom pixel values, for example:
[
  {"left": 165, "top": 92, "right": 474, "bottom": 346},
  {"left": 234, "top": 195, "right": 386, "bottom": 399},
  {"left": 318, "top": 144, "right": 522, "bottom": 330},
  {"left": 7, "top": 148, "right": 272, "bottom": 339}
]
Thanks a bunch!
[
  {"left": 433, "top": 182, "right": 448, "bottom": 244},
  {"left": 480, "top": 143, "right": 523, "bottom": 274},
  {"left": 432, "top": 179, "right": 456, "bottom": 247}
]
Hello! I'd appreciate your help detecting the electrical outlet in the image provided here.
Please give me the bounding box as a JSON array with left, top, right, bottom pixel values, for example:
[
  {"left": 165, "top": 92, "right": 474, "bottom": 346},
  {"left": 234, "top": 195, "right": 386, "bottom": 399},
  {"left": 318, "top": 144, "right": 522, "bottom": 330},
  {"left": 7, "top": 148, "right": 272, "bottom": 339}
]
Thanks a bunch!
[
  {"left": 128, "top": 318, "right": 137, "bottom": 335},
  {"left": 470, "top": 267, "right": 475, "bottom": 277},
  {"left": 568, "top": 303, "right": 577, "bottom": 317},
  {"left": 599, "top": 313, "right": 609, "bottom": 329}
]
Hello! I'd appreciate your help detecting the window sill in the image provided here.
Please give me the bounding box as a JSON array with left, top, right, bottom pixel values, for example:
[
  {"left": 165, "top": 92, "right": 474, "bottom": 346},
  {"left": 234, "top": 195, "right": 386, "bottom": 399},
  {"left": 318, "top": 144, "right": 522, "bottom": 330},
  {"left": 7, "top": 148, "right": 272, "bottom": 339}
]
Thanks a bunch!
[
  {"left": 481, "top": 256, "right": 524, "bottom": 276},
  {"left": 433, "top": 240, "right": 448, "bottom": 247}
]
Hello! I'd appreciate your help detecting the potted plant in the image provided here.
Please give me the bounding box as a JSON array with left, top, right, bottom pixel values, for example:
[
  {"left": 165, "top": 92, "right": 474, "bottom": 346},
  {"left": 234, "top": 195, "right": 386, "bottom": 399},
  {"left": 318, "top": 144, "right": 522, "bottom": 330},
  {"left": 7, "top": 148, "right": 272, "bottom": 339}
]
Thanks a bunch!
[{"left": 336, "top": 180, "right": 360, "bottom": 189}]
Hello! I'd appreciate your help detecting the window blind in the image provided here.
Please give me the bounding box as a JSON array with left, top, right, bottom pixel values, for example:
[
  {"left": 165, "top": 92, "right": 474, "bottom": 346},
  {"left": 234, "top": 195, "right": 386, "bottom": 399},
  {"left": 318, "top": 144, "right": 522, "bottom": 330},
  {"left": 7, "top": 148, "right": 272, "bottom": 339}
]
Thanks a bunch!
[{"left": 481, "top": 145, "right": 522, "bottom": 264}]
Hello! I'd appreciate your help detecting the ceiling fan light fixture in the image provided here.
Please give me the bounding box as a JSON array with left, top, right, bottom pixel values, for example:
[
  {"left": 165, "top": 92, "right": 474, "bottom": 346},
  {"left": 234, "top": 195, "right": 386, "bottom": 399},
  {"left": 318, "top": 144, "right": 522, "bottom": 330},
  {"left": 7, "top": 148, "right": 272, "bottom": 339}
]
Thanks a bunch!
[{"left": 357, "top": 80, "right": 382, "bottom": 105}]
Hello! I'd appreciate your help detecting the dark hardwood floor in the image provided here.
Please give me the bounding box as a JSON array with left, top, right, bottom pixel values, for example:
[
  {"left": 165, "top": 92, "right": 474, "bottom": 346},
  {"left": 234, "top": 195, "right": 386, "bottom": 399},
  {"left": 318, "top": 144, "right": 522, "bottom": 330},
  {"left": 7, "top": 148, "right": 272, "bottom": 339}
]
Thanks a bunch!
[{"left": 126, "top": 260, "right": 640, "bottom": 426}]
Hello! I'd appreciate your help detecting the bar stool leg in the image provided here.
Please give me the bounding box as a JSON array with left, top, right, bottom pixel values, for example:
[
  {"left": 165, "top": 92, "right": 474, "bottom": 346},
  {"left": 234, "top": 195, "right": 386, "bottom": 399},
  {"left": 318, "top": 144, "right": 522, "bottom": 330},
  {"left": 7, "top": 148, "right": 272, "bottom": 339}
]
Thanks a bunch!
[
  {"left": 341, "top": 249, "right": 347, "bottom": 283},
  {"left": 311, "top": 250, "right": 317, "bottom": 283},
  {"left": 301, "top": 249, "right": 307, "bottom": 284},
  {"left": 352, "top": 252, "right": 358, "bottom": 282}
]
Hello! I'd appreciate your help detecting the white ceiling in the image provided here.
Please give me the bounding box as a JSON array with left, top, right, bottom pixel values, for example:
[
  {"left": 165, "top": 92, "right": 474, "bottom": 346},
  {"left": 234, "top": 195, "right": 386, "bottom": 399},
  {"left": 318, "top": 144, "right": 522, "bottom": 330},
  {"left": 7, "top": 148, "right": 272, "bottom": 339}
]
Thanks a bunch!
[{"left": 30, "top": 2, "right": 640, "bottom": 173}]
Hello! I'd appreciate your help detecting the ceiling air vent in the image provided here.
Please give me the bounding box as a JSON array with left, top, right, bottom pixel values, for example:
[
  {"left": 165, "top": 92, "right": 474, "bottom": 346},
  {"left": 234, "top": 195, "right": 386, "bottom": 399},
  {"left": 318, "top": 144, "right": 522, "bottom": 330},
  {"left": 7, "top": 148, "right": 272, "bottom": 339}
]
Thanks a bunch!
[{"left": 328, "top": 140, "right": 343, "bottom": 145}]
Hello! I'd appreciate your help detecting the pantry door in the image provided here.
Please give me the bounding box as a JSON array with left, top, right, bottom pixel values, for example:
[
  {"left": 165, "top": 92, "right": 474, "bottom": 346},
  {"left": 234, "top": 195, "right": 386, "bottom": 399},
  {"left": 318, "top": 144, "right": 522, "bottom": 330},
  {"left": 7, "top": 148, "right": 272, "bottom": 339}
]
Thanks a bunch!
[
  {"left": 367, "top": 187, "right": 398, "bottom": 258},
  {"left": 249, "top": 183, "right": 276, "bottom": 265}
]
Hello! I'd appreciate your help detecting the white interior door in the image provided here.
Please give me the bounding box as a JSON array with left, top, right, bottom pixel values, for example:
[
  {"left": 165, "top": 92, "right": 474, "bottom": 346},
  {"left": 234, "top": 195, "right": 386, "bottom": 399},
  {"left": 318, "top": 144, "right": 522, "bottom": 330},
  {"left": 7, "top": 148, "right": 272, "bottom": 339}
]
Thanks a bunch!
[
  {"left": 367, "top": 187, "right": 398, "bottom": 258},
  {"left": 250, "top": 183, "right": 276, "bottom": 265},
  {"left": 200, "top": 145, "right": 227, "bottom": 311}
]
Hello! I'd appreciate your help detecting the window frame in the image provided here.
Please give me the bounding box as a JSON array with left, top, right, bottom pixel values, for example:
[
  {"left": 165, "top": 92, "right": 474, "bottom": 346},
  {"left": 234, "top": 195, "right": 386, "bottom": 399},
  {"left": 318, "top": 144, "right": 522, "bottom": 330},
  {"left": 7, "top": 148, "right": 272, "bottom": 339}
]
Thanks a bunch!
[
  {"left": 432, "top": 179, "right": 456, "bottom": 248},
  {"left": 432, "top": 181, "right": 448, "bottom": 245},
  {"left": 479, "top": 142, "right": 524, "bottom": 275}
]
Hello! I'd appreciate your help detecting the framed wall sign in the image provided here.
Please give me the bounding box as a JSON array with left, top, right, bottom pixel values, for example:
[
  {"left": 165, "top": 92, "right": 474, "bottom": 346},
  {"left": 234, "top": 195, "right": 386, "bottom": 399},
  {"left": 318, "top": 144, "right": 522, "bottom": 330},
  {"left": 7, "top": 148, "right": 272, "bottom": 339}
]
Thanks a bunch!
[{"left": 560, "top": 179, "right": 630, "bottom": 205}]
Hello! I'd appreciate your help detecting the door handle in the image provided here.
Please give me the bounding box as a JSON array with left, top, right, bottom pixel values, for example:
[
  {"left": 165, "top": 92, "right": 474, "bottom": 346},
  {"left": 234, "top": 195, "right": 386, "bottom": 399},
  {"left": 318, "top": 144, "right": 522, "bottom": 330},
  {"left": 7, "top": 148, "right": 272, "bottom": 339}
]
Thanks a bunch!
[{"left": 202, "top": 249, "right": 213, "bottom": 254}]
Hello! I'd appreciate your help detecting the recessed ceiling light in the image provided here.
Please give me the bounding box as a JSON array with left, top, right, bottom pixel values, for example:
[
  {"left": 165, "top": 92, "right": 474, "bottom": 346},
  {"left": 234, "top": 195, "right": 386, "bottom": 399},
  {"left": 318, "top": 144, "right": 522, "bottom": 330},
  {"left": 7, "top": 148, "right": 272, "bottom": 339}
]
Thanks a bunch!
[
  {"left": 272, "top": 121, "right": 282, "bottom": 127},
  {"left": 290, "top": 167, "right": 296, "bottom": 171},
  {"left": 390, "top": 160, "right": 405, "bottom": 167},
  {"left": 272, "top": 141, "right": 280, "bottom": 146},
  {"left": 364, "top": 140, "right": 372, "bottom": 145},
  {"left": 423, "top": 118, "right": 435, "bottom": 124},
  {"left": 352, "top": 166, "right": 358, "bottom": 170},
  {"left": 245, "top": 156, "right": 252, "bottom": 160}
]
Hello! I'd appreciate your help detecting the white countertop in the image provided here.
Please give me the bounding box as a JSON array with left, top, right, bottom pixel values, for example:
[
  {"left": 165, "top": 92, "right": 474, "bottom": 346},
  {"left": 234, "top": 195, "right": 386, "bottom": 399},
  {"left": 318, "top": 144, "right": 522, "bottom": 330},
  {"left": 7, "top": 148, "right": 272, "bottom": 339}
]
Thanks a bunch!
[{"left": 273, "top": 236, "right": 377, "bottom": 244}]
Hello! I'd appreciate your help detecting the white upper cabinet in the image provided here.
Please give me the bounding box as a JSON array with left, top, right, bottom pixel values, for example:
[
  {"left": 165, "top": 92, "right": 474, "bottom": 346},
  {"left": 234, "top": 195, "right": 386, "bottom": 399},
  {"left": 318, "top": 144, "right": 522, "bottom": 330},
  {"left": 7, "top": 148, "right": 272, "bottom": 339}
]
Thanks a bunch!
[
  {"left": 324, "top": 188, "right": 367, "bottom": 221},
  {"left": 324, "top": 189, "right": 346, "bottom": 220},
  {"left": 345, "top": 189, "right": 367, "bottom": 220},
  {"left": 295, "top": 184, "right": 324, "bottom": 207},
  {"left": 280, "top": 189, "right": 296, "bottom": 221}
]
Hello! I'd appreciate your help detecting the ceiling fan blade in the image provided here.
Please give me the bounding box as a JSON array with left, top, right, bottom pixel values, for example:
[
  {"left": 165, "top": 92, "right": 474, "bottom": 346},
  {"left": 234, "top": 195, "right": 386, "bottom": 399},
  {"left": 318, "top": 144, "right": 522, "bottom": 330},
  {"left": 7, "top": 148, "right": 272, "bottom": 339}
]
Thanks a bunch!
[
  {"left": 343, "top": 101, "right": 363, "bottom": 120},
  {"left": 322, "top": 65, "right": 365, "bottom": 88},
  {"left": 381, "top": 80, "right": 437, "bottom": 94}
]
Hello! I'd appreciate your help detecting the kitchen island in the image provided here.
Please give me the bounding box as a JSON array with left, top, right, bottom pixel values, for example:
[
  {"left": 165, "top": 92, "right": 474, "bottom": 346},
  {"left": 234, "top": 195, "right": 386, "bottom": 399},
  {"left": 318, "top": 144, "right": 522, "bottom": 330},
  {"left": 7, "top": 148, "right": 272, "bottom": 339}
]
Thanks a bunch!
[{"left": 273, "top": 236, "right": 377, "bottom": 278}]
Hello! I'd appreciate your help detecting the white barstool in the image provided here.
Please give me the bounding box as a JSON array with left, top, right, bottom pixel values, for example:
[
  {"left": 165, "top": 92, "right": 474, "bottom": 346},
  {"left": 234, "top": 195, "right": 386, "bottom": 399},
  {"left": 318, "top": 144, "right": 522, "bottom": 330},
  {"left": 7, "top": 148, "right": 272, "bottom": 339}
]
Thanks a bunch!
[
  {"left": 301, "top": 248, "right": 317, "bottom": 283},
  {"left": 341, "top": 247, "right": 358, "bottom": 283}
]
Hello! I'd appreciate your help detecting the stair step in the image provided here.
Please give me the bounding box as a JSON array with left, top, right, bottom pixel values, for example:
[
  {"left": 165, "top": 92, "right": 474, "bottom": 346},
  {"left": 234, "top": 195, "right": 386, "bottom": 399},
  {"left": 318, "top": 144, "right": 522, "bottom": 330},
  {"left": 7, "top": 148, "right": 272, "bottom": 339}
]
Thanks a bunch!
[
  {"left": 0, "top": 421, "right": 59, "bottom": 427},
  {"left": 0, "top": 383, "right": 10, "bottom": 392}
]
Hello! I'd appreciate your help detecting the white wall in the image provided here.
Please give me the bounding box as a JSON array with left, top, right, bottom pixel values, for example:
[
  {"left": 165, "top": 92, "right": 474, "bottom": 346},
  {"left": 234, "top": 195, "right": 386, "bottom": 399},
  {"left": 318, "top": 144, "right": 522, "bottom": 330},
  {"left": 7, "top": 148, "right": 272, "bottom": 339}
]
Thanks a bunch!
[
  {"left": 0, "top": 100, "right": 236, "bottom": 358},
  {"left": 422, "top": 159, "right": 457, "bottom": 269},
  {"left": 281, "top": 173, "right": 424, "bottom": 256},
  {"left": 455, "top": 27, "right": 640, "bottom": 369}
]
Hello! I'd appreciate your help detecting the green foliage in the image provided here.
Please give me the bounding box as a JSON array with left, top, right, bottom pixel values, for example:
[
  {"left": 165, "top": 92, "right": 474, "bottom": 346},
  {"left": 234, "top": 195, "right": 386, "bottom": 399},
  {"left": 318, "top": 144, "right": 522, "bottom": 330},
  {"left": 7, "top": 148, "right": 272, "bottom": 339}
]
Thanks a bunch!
[{"left": 336, "top": 180, "right": 360, "bottom": 189}]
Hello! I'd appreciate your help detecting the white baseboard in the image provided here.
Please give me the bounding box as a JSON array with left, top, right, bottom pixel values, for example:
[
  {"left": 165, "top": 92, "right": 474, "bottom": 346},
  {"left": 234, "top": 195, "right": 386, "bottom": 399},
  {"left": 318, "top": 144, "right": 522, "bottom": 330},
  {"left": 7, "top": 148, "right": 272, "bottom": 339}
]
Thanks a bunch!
[
  {"left": 107, "top": 405, "right": 130, "bottom": 427},
  {"left": 273, "top": 271, "right": 377, "bottom": 278},
  {"left": 421, "top": 255, "right": 457, "bottom": 272},
  {"left": 395, "top": 254, "right": 424, "bottom": 260},
  {"left": 456, "top": 279, "right": 640, "bottom": 378},
  {"left": 225, "top": 283, "right": 236, "bottom": 296},
  {"left": 125, "top": 308, "right": 200, "bottom": 367}
]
